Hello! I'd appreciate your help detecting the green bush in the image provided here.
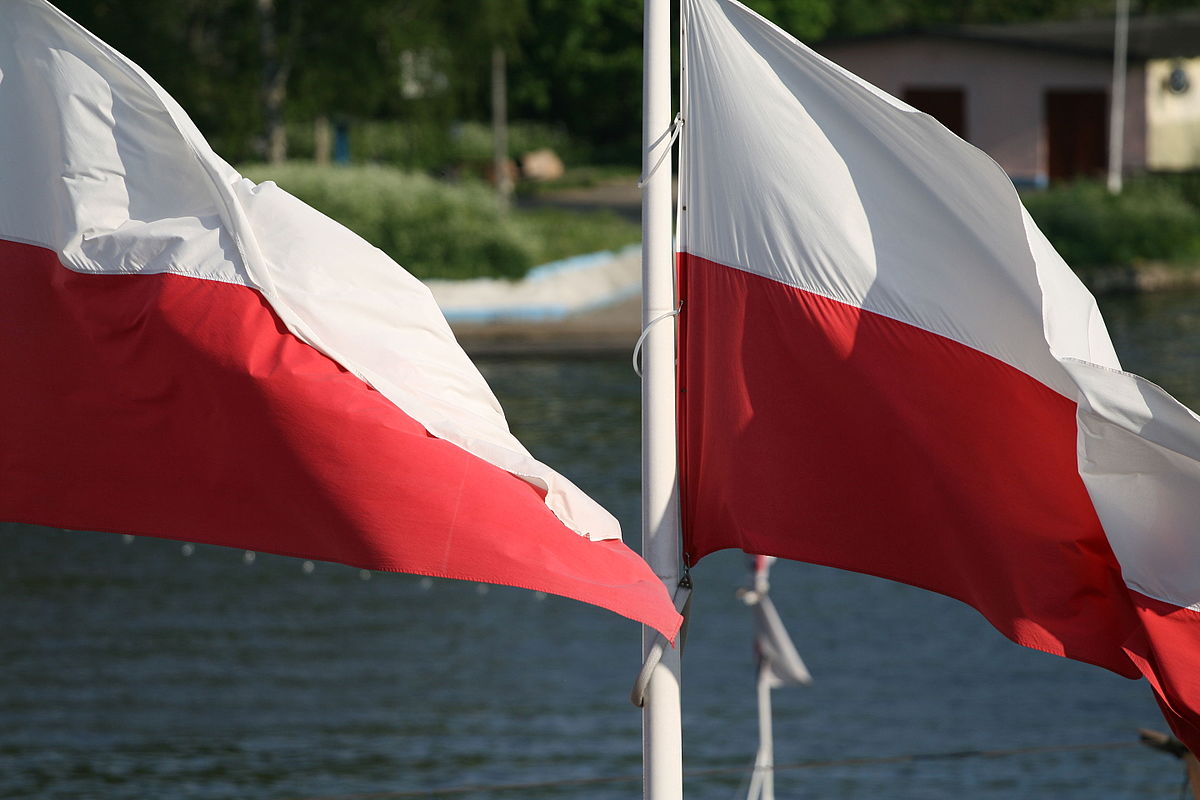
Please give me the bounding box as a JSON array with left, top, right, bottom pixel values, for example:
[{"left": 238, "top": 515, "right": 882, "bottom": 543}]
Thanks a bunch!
[
  {"left": 1022, "top": 179, "right": 1200, "bottom": 270},
  {"left": 241, "top": 163, "right": 535, "bottom": 279},
  {"left": 1136, "top": 172, "right": 1200, "bottom": 211},
  {"left": 238, "top": 163, "right": 641, "bottom": 280}
]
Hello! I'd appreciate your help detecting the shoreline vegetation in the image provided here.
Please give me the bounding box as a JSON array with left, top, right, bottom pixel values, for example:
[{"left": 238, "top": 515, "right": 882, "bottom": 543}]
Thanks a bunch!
[
  {"left": 239, "top": 162, "right": 641, "bottom": 282},
  {"left": 1022, "top": 174, "right": 1200, "bottom": 295},
  {"left": 241, "top": 162, "right": 1200, "bottom": 297},
  {"left": 1082, "top": 262, "right": 1200, "bottom": 294}
]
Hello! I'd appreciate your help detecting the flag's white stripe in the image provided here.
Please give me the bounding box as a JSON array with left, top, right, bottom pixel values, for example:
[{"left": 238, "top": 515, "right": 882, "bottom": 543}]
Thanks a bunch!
[
  {"left": 685, "top": 0, "right": 1200, "bottom": 610},
  {"left": 682, "top": 0, "right": 1116, "bottom": 397},
  {"left": 1069, "top": 360, "right": 1200, "bottom": 611},
  {"left": 1, "top": 0, "right": 618, "bottom": 541}
]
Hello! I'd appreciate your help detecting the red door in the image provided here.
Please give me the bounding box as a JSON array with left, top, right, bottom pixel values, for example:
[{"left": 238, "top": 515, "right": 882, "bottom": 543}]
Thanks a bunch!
[{"left": 1045, "top": 90, "right": 1108, "bottom": 183}]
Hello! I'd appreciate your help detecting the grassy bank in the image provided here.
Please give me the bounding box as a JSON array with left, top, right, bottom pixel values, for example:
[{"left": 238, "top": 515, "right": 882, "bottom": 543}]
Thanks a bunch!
[{"left": 239, "top": 163, "right": 640, "bottom": 281}]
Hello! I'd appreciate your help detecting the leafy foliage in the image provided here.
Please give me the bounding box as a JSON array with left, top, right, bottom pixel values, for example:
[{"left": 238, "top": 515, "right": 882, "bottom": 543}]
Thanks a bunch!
[
  {"left": 54, "top": 0, "right": 261, "bottom": 160},
  {"left": 1023, "top": 178, "right": 1200, "bottom": 269},
  {"left": 742, "top": 0, "right": 835, "bottom": 41},
  {"left": 827, "top": 0, "right": 1200, "bottom": 37},
  {"left": 242, "top": 163, "right": 532, "bottom": 278},
  {"left": 49, "top": 0, "right": 1200, "bottom": 170},
  {"left": 506, "top": 0, "right": 647, "bottom": 163}
]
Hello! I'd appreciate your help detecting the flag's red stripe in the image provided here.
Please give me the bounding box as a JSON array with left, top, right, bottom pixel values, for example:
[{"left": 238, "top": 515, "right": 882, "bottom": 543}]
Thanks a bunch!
[
  {"left": 0, "top": 239, "right": 679, "bottom": 638},
  {"left": 1124, "top": 592, "right": 1200, "bottom": 747},
  {"left": 678, "top": 252, "right": 1139, "bottom": 674}
]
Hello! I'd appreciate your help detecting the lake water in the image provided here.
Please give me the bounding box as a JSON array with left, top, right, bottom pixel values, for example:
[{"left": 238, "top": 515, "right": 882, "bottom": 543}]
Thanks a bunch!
[{"left": 3, "top": 290, "right": 1200, "bottom": 799}]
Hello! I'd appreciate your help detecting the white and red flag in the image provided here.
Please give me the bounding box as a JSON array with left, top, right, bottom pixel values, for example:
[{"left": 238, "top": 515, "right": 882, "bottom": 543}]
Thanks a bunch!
[
  {"left": 0, "top": 0, "right": 681, "bottom": 639},
  {"left": 679, "top": 0, "right": 1200, "bottom": 747}
]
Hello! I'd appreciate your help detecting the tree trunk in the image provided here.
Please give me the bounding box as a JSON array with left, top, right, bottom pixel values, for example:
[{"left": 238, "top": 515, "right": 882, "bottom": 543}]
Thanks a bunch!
[
  {"left": 257, "top": 0, "right": 288, "bottom": 164},
  {"left": 492, "top": 45, "right": 513, "bottom": 207},
  {"left": 314, "top": 116, "right": 332, "bottom": 165}
]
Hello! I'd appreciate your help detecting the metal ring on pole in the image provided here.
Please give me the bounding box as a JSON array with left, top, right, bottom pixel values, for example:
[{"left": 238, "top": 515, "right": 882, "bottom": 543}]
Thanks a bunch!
[
  {"left": 633, "top": 303, "right": 682, "bottom": 378},
  {"left": 631, "top": 578, "right": 693, "bottom": 708}
]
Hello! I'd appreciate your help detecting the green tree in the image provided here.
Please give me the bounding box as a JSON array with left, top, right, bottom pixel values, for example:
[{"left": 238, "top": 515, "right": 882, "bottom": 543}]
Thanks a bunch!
[
  {"left": 55, "top": 0, "right": 261, "bottom": 159},
  {"left": 52, "top": 0, "right": 1199, "bottom": 167},
  {"left": 56, "top": 0, "right": 457, "bottom": 162},
  {"left": 506, "top": 0, "right": 646, "bottom": 163},
  {"left": 827, "top": 0, "right": 1200, "bottom": 36},
  {"left": 742, "top": 0, "right": 835, "bottom": 41}
]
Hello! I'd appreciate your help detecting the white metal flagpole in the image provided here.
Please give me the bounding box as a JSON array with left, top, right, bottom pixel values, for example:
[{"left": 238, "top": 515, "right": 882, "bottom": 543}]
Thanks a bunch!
[
  {"left": 1107, "top": 0, "right": 1130, "bottom": 194},
  {"left": 641, "top": 0, "right": 683, "bottom": 798}
]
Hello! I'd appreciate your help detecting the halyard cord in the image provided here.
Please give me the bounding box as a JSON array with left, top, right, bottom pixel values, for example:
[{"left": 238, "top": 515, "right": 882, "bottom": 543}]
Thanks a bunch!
[
  {"left": 637, "top": 113, "right": 684, "bottom": 188},
  {"left": 632, "top": 303, "right": 683, "bottom": 377},
  {"left": 281, "top": 741, "right": 1140, "bottom": 799},
  {"left": 630, "top": 575, "right": 693, "bottom": 708}
]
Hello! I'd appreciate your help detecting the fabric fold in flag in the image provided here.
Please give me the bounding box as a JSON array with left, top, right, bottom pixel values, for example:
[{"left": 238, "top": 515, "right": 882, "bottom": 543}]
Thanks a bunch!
[
  {"left": 0, "top": 0, "right": 681, "bottom": 640},
  {"left": 678, "top": 0, "right": 1200, "bottom": 746}
]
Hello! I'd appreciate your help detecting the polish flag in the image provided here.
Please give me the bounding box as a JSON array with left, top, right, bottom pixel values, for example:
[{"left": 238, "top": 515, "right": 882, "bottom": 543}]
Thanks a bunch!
[
  {"left": 678, "top": 0, "right": 1200, "bottom": 746},
  {"left": 0, "top": 0, "right": 681, "bottom": 639}
]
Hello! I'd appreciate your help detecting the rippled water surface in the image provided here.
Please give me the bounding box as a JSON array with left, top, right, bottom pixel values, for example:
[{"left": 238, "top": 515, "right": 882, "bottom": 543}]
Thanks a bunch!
[{"left": 2, "top": 290, "right": 1199, "bottom": 799}]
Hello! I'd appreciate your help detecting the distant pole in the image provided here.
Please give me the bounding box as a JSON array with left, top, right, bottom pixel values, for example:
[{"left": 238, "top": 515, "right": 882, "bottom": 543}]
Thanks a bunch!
[
  {"left": 747, "top": 666, "right": 776, "bottom": 800},
  {"left": 641, "top": 0, "right": 683, "bottom": 797},
  {"left": 748, "top": 560, "right": 774, "bottom": 800},
  {"left": 492, "top": 46, "right": 513, "bottom": 207},
  {"left": 1107, "top": 0, "right": 1130, "bottom": 194}
]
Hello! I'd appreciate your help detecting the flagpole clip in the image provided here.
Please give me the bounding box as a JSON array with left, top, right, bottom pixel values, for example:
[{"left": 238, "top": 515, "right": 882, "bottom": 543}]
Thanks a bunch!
[{"left": 637, "top": 113, "right": 684, "bottom": 189}]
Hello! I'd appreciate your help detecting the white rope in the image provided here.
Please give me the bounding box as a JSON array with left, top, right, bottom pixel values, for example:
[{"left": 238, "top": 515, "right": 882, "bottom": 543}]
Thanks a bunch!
[
  {"left": 632, "top": 303, "right": 682, "bottom": 377},
  {"left": 636, "top": 113, "right": 684, "bottom": 189},
  {"left": 630, "top": 577, "right": 693, "bottom": 708}
]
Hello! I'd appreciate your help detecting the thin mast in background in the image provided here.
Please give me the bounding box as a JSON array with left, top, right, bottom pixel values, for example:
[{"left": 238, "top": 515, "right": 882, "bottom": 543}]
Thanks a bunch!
[
  {"left": 641, "top": 0, "right": 683, "bottom": 797},
  {"left": 492, "top": 46, "right": 513, "bottom": 207},
  {"left": 747, "top": 666, "right": 776, "bottom": 800},
  {"left": 746, "top": 557, "right": 776, "bottom": 800},
  {"left": 1107, "top": 0, "right": 1130, "bottom": 194}
]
